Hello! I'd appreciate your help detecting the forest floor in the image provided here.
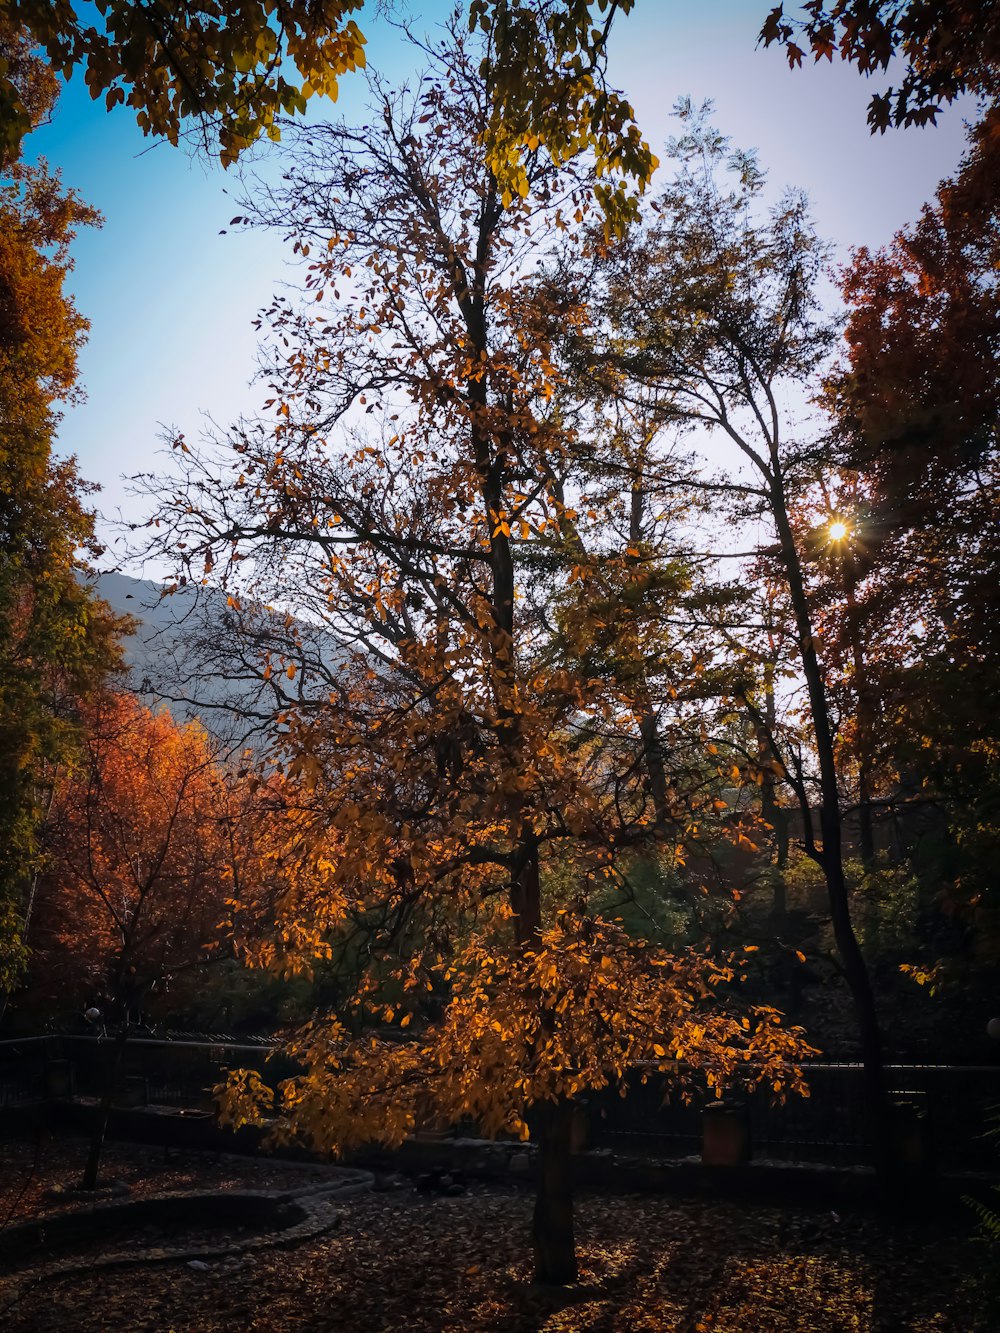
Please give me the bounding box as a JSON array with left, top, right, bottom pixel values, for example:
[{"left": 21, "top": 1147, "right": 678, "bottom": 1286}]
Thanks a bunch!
[{"left": 0, "top": 1135, "right": 996, "bottom": 1331}]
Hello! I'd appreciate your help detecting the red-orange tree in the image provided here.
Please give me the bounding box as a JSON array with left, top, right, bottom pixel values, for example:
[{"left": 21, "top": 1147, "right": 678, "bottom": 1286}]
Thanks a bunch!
[
  {"left": 31, "top": 692, "right": 288, "bottom": 1185},
  {"left": 33, "top": 696, "right": 239, "bottom": 1018},
  {"left": 817, "top": 117, "right": 1000, "bottom": 949},
  {"left": 760, "top": 0, "right": 1000, "bottom": 131},
  {"left": 145, "top": 23, "right": 811, "bottom": 1284}
]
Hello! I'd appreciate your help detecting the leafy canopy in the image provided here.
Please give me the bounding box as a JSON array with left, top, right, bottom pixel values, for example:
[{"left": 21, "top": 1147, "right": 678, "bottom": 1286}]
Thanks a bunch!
[
  {"left": 2, "top": 2, "right": 655, "bottom": 225},
  {"left": 760, "top": 1, "right": 1000, "bottom": 131},
  {"left": 471, "top": 0, "right": 655, "bottom": 224},
  {"left": 2, "top": 1, "right": 367, "bottom": 166},
  {"left": 225, "top": 912, "right": 811, "bottom": 1149},
  {"left": 32, "top": 695, "right": 236, "bottom": 1012}
]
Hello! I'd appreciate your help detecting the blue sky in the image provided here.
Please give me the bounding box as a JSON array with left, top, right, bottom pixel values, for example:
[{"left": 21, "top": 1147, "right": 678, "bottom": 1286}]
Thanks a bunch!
[{"left": 28, "top": 1, "right": 972, "bottom": 562}]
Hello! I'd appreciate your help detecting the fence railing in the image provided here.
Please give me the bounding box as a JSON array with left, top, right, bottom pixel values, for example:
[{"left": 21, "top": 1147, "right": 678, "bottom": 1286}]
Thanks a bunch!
[
  {"left": 2, "top": 1035, "right": 998, "bottom": 1171},
  {"left": 586, "top": 1062, "right": 1000, "bottom": 1170},
  {"left": 0, "top": 1035, "right": 62, "bottom": 1108},
  {"left": 0, "top": 1034, "right": 283, "bottom": 1112}
]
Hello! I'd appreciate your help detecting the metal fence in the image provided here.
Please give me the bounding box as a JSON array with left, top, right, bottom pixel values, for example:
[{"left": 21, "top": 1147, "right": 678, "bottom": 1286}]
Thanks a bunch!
[
  {"left": 0, "top": 1035, "right": 60, "bottom": 1108},
  {"left": 0, "top": 1034, "right": 284, "bottom": 1112},
  {"left": 64, "top": 1035, "right": 289, "bottom": 1109},
  {"left": 3, "top": 1035, "right": 999, "bottom": 1171},
  {"left": 588, "top": 1062, "right": 1000, "bottom": 1171}
]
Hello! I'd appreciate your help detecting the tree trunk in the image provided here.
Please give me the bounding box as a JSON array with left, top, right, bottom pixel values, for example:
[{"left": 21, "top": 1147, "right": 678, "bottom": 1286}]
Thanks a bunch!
[
  {"left": 81, "top": 1089, "right": 113, "bottom": 1191},
  {"left": 759, "top": 657, "right": 789, "bottom": 919},
  {"left": 770, "top": 475, "right": 890, "bottom": 1174},
  {"left": 820, "top": 822, "right": 890, "bottom": 1172},
  {"left": 856, "top": 769, "right": 876, "bottom": 868},
  {"left": 510, "top": 839, "right": 579, "bottom": 1284},
  {"left": 761, "top": 772, "right": 787, "bottom": 924},
  {"left": 81, "top": 1026, "right": 127, "bottom": 1190},
  {"left": 533, "top": 1098, "right": 577, "bottom": 1285},
  {"left": 629, "top": 475, "right": 672, "bottom": 831},
  {"left": 775, "top": 805, "right": 789, "bottom": 870},
  {"left": 770, "top": 851, "right": 787, "bottom": 923},
  {"left": 845, "top": 573, "right": 876, "bottom": 866}
]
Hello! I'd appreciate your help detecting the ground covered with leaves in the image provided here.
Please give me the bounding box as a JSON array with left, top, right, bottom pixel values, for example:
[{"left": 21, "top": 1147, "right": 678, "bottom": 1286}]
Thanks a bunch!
[{"left": 0, "top": 1137, "right": 995, "bottom": 1331}]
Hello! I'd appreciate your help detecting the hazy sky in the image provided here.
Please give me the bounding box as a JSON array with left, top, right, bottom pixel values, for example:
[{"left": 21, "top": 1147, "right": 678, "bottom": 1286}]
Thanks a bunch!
[{"left": 29, "top": 0, "right": 972, "bottom": 563}]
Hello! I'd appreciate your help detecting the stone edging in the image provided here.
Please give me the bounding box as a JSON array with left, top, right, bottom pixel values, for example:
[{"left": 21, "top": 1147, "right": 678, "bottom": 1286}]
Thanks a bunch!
[{"left": 1, "top": 1168, "right": 374, "bottom": 1289}]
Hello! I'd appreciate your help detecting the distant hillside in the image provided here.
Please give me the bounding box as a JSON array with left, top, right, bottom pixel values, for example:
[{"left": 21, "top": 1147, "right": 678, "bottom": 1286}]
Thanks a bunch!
[{"left": 94, "top": 572, "right": 353, "bottom": 751}]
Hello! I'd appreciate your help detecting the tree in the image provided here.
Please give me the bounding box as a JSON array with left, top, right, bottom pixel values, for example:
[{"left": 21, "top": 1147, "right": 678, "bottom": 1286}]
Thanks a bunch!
[
  {"left": 30, "top": 692, "right": 280, "bottom": 1187},
  {"left": 759, "top": 0, "right": 1000, "bottom": 131},
  {"left": 819, "top": 118, "right": 1000, "bottom": 963},
  {"left": 587, "top": 102, "right": 896, "bottom": 1167},
  {"left": 467, "top": 0, "right": 655, "bottom": 224},
  {"left": 2, "top": 2, "right": 653, "bottom": 223},
  {"left": 831, "top": 117, "right": 999, "bottom": 508},
  {"left": 2, "top": 1, "right": 367, "bottom": 166},
  {"left": 33, "top": 696, "right": 234, "bottom": 1019},
  {"left": 144, "top": 26, "right": 810, "bottom": 1284},
  {"left": 0, "top": 19, "right": 57, "bottom": 161},
  {"left": 783, "top": 474, "right": 884, "bottom": 868},
  {"left": 0, "top": 30, "right": 126, "bottom": 999}
]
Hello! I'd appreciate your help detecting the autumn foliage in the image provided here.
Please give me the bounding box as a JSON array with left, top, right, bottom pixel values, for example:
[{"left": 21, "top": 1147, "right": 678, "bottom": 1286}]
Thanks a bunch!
[
  {"left": 1, "top": 3, "right": 653, "bottom": 227},
  {"left": 225, "top": 913, "right": 811, "bottom": 1150},
  {"left": 0, "top": 3, "right": 367, "bottom": 166},
  {"left": 136, "top": 21, "right": 818, "bottom": 1283},
  {"left": 817, "top": 114, "right": 1000, "bottom": 952},
  {"left": 30, "top": 695, "right": 254, "bottom": 1019},
  {"left": 760, "top": 0, "right": 1000, "bottom": 131},
  {"left": 4, "top": 0, "right": 998, "bottom": 1292}
]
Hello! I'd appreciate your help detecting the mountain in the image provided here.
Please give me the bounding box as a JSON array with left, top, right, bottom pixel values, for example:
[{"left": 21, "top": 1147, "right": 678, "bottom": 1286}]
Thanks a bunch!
[{"left": 94, "top": 572, "right": 354, "bottom": 751}]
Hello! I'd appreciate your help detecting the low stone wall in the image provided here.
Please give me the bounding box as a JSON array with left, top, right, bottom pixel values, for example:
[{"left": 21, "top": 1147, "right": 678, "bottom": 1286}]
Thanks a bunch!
[
  {"left": 0, "top": 1169, "right": 373, "bottom": 1286},
  {"left": 0, "top": 1191, "right": 308, "bottom": 1272}
]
